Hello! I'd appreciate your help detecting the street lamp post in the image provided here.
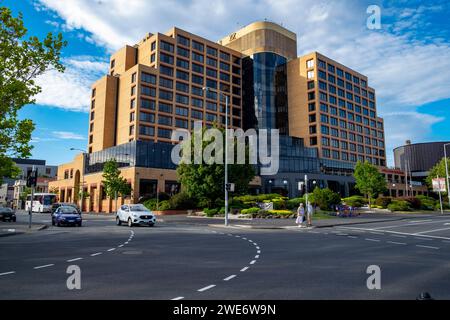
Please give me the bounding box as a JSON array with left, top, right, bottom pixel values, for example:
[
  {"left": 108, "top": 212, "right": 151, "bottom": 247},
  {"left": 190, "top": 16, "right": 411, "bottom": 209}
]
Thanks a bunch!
[
  {"left": 203, "top": 87, "right": 229, "bottom": 227},
  {"left": 444, "top": 143, "right": 450, "bottom": 206},
  {"left": 70, "top": 148, "right": 87, "bottom": 213}
]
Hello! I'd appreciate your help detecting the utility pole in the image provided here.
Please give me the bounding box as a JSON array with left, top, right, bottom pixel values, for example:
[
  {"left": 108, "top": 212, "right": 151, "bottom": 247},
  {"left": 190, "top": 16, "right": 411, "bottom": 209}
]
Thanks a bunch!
[
  {"left": 27, "top": 165, "right": 37, "bottom": 229},
  {"left": 444, "top": 143, "right": 450, "bottom": 207},
  {"left": 437, "top": 175, "right": 444, "bottom": 214}
]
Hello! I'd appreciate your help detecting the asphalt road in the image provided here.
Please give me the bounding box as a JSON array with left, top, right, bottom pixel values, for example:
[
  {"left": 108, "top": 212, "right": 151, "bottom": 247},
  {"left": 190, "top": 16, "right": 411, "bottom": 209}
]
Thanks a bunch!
[{"left": 1, "top": 212, "right": 450, "bottom": 300}]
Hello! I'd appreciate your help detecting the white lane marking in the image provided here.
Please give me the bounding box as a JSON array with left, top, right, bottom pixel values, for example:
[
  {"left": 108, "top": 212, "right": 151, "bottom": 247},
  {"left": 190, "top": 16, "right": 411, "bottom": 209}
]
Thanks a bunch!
[
  {"left": 124, "top": 242, "right": 129, "bottom": 244},
  {"left": 118, "top": 244, "right": 124, "bottom": 248},
  {"left": 0, "top": 271, "right": 16, "bottom": 276},
  {"left": 414, "top": 238, "right": 433, "bottom": 241},
  {"left": 242, "top": 237, "right": 247, "bottom": 240},
  {"left": 255, "top": 255, "right": 259, "bottom": 259},
  {"left": 371, "top": 219, "right": 450, "bottom": 230},
  {"left": 91, "top": 252, "right": 102, "bottom": 257},
  {"left": 370, "top": 232, "right": 384, "bottom": 235},
  {"left": 223, "top": 275, "right": 236, "bottom": 281},
  {"left": 235, "top": 235, "right": 240, "bottom": 238},
  {"left": 107, "top": 248, "right": 116, "bottom": 252},
  {"left": 33, "top": 264, "right": 54, "bottom": 269},
  {"left": 409, "top": 220, "right": 433, "bottom": 223},
  {"left": 172, "top": 297, "right": 184, "bottom": 300},
  {"left": 253, "top": 243, "right": 258, "bottom": 246},
  {"left": 198, "top": 285, "right": 216, "bottom": 292},
  {"left": 387, "top": 241, "right": 406, "bottom": 245},
  {"left": 391, "top": 234, "right": 407, "bottom": 238},
  {"left": 250, "top": 260, "right": 256, "bottom": 265},
  {"left": 240, "top": 267, "right": 249, "bottom": 272},
  {"left": 348, "top": 236, "right": 358, "bottom": 239},
  {"left": 416, "top": 245, "right": 440, "bottom": 250},
  {"left": 339, "top": 227, "right": 450, "bottom": 240},
  {"left": 415, "top": 227, "right": 450, "bottom": 235},
  {"left": 256, "top": 246, "right": 260, "bottom": 250},
  {"left": 336, "top": 233, "right": 348, "bottom": 236},
  {"left": 257, "top": 250, "right": 261, "bottom": 254},
  {"left": 365, "top": 238, "right": 380, "bottom": 242},
  {"left": 308, "top": 231, "right": 320, "bottom": 234},
  {"left": 248, "top": 240, "right": 253, "bottom": 243},
  {"left": 67, "top": 258, "right": 82, "bottom": 262}
]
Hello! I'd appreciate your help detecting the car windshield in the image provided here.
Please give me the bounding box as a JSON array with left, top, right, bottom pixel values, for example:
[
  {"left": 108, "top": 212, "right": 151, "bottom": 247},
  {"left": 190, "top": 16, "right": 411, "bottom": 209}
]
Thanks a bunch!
[
  {"left": 0, "top": 208, "right": 12, "bottom": 213},
  {"left": 59, "top": 207, "right": 79, "bottom": 214},
  {"left": 129, "top": 204, "right": 148, "bottom": 212}
]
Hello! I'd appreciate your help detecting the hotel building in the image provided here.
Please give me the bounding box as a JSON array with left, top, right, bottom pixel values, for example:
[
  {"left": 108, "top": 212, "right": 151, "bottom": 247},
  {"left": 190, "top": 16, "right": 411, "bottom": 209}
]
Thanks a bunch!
[{"left": 49, "top": 21, "right": 387, "bottom": 212}]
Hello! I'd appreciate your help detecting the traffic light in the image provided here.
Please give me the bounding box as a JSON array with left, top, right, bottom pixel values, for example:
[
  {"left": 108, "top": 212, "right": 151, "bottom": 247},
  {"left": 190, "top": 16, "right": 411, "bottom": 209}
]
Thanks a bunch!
[{"left": 26, "top": 169, "right": 38, "bottom": 188}]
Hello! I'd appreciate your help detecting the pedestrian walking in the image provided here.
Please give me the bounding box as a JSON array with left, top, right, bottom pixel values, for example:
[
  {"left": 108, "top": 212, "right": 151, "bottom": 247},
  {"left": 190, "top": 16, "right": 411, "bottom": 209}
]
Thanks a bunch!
[
  {"left": 296, "top": 203, "right": 305, "bottom": 227},
  {"left": 307, "top": 202, "right": 314, "bottom": 227}
]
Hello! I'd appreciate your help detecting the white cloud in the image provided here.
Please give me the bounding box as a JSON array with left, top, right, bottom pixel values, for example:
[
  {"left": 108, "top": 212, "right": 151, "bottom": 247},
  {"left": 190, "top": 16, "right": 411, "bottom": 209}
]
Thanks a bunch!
[
  {"left": 52, "top": 131, "right": 86, "bottom": 140},
  {"left": 34, "top": 56, "right": 108, "bottom": 112}
]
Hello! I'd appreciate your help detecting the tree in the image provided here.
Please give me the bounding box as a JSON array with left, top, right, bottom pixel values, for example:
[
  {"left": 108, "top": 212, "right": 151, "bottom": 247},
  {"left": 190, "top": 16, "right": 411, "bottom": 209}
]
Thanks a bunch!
[
  {"left": 426, "top": 157, "right": 450, "bottom": 196},
  {"left": 0, "top": 6, "right": 66, "bottom": 184},
  {"left": 353, "top": 161, "right": 387, "bottom": 208},
  {"left": 177, "top": 125, "right": 255, "bottom": 208},
  {"left": 102, "top": 159, "right": 132, "bottom": 201},
  {"left": 311, "top": 187, "right": 341, "bottom": 210}
]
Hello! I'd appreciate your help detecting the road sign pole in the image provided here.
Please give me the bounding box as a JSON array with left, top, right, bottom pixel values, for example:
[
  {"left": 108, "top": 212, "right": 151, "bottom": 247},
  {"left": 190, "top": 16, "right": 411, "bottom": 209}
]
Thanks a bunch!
[
  {"left": 28, "top": 165, "right": 36, "bottom": 229},
  {"left": 438, "top": 175, "right": 444, "bottom": 214},
  {"left": 444, "top": 144, "right": 450, "bottom": 206}
]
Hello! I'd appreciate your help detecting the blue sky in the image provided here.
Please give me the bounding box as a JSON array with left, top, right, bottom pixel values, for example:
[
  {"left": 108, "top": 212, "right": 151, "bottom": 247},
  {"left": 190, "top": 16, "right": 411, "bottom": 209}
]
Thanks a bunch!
[{"left": 5, "top": 0, "right": 450, "bottom": 166}]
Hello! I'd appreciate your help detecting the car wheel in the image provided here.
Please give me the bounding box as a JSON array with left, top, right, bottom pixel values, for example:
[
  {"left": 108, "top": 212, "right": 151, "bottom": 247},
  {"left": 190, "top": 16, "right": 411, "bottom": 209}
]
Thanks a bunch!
[
  {"left": 57, "top": 221, "right": 61, "bottom": 227},
  {"left": 12, "top": 217, "right": 16, "bottom": 222},
  {"left": 77, "top": 222, "right": 82, "bottom": 227},
  {"left": 52, "top": 219, "right": 55, "bottom": 226},
  {"left": 127, "top": 218, "right": 133, "bottom": 228},
  {"left": 149, "top": 223, "right": 154, "bottom": 227},
  {"left": 116, "top": 217, "right": 122, "bottom": 226}
]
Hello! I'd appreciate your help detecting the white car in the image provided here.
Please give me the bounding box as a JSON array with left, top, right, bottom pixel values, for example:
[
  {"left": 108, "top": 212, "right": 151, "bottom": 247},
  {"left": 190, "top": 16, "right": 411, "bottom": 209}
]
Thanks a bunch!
[{"left": 116, "top": 204, "right": 156, "bottom": 227}]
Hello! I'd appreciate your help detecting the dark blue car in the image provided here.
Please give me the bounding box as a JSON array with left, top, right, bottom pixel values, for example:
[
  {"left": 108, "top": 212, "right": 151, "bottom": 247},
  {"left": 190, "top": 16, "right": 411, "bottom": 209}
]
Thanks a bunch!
[{"left": 52, "top": 206, "right": 82, "bottom": 227}]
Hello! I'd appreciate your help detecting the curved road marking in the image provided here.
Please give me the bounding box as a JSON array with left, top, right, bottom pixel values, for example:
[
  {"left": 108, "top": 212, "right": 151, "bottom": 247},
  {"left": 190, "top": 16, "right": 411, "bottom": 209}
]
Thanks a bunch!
[{"left": 198, "top": 284, "right": 216, "bottom": 292}]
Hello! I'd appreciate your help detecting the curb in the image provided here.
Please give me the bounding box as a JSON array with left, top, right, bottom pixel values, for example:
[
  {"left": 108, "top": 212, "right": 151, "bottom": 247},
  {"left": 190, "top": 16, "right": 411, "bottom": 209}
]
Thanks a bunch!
[{"left": 0, "top": 224, "right": 48, "bottom": 237}]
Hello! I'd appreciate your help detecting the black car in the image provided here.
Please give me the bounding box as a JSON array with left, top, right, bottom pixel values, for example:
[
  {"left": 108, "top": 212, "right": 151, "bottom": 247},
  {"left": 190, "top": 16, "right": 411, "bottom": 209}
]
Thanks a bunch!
[
  {"left": 0, "top": 208, "right": 16, "bottom": 222},
  {"left": 51, "top": 203, "right": 80, "bottom": 214},
  {"left": 52, "top": 206, "right": 82, "bottom": 227}
]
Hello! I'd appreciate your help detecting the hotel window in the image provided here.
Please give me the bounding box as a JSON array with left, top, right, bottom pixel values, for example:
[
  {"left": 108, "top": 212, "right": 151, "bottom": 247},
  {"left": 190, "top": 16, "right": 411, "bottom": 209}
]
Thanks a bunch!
[
  {"left": 377, "top": 122, "right": 383, "bottom": 129},
  {"left": 176, "top": 58, "right": 189, "bottom": 70},
  {"left": 350, "top": 143, "right": 356, "bottom": 151},
  {"left": 158, "top": 115, "right": 172, "bottom": 126},
  {"left": 130, "top": 112, "right": 135, "bottom": 122},
  {"left": 340, "top": 131, "right": 348, "bottom": 139},
  {"left": 339, "top": 120, "right": 347, "bottom": 129},
  {"left": 159, "top": 90, "right": 173, "bottom": 101},
  {"left": 160, "top": 41, "right": 174, "bottom": 53},
  {"left": 175, "top": 118, "right": 188, "bottom": 129},
  {"left": 206, "top": 113, "right": 216, "bottom": 122},
  {"left": 368, "top": 91, "right": 375, "bottom": 100},
  {"left": 345, "top": 72, "right": 352, "bottom": 81},
  {"left": 129, "top": 125, "right": 135, "bottom": 136},
  {"left": 319, "top": 92, "right": 327, "bottom": 102},
  {"left": 328, "top": 74, "right": 335, "bottom": 84},
  {"left": 358, "top": 145, "right": 364, "bottom": 153},
  {"left": 309, "top": 114, "right": 316, "bottom": 123},
  {"left": 307, "top": 71, "right": 315, "bottom": 79},
  {"left": 191, "top": 86, "right": 203, "bottom": 97},
  {"left": 331, "top": 139, "right": 339, "bottom": 148},
  {"left": 318, "top": 59, "right": 326, "bottom": 69},
  {"left": 337, "top": 68, "right": 344, "bottom": 77},
  {"left": 191, "top": 74, "right": 204, "bottom": 85},
  {"left": 318, "top": 70, "right": 326, "bottom": 80},
  {"left": 90, "top": 123, "right": 94, "bottom": 133},
  {"left": 131, "top": 86, "right": 136, "bottom": 96},
  {"left": 192, "top": 63, "right": 204, "bottom": 74},
  {"left": 369, "top": 101, "right": 375, "bottom": 109},
  {"left": 346, "top": 82, "right": 353, "bottom": 91},
  {"left": 220, "top": 51, "right": 230, "bottom": 61},
  {"left": 176, "top": 81, "right": 189, "bottom": 93},
  {"left": 160, "top": 53, "right": 174, "bottom": 65},
  {"left": 321, "top": 114, "right": 329, "bottom": 123},
  {"left": 91, "top": 100, "right": 95, "bottom": 109},
  {"left": 220, "top": 61, "right": 230, "bottom": 72},
  {"left": 328, "top": 64, "right": 335, "bottom": 73},
  {"left": 332, "top": 150, "right": 340, "bottom": 160},
  {"left": 206, "top": 79, "right": 217, "bottom": 89},
  {"left": 321, "top": 125, "right": 329, "bottom": 135},
  {"left": 176, "top": 94, "right": 189, "bottom": 105},
  {"left": 331, "top": 128, "right": 339, "bottom": 137},
  {"left": 329, "top": 96, "right": 337, "bottom": 105},
  {"left": 342, "top": 152, "right": 349, "bottom": 161},
  {"left": 192, "top": 98, "right": 203, "bottom": 108},
  {"left": 191, "top": 110, "right": 203, "bottom": 120},
  {"left": 140, "top": 112, "right": 155, "bottom": 123},
  {"left": 206, "top": 90, "right": 217, "bottom": 100},
  {"left": 361, "top": 79, "right": 367, "bottom": 88},
  {"left": 141, "top": 98, "right": 155, "bottom": 110},
  {"left": 308, "top": 92, "right": 315, "bottom": 101},
  {"left": 207, "top": 46, "right": 218, "bottom": 57},
  {"left": 159, "top": 102, "right": 173, "bottom": 113},
  {"left": 348, "top": 113, "right": 354, "bottom": 121},
  {"left": 309, "top": 103, "right": 316, "bottom": 112},
  {"left": 141, "top": 86, "right": 156, "bottom": 97},
  {"left": 319, "top": 81, "right": 326, "bottom": 90},
  {"left": 176, "top": 70, "right": 189, "bottom": 81},
  {"left": 175, "top": 107, "right": 188, "bottom": 117},
  {"left": 141, "top": 72, "right": 156, "bottom": 84},
  {"left": 310, "top": 137, "right": 317, "bottom": 146},
  {"left": 140, "top": 125, "right": 154, "bottom": 136},
  {"left": 320, "top": 103, "right": 328, "bottom": 112},
  {"left": 330, "top": 117, "right": 338, "bottom": 126},
  {"left": 346, "top": 92, "right": 353, "bottom": 101},
  {"left": 306, "top": 59, "right": 314, "bottom": 69},
  {"left": 110, "top": 59, "right": 115, "bottom": 69},
  {"left": 151, "top": 41, "right": 156, "bottom": 51},
  {"left": 323, "top": 149, "right": 331, "bottom": 158},
  {"left": 160, "top": 65, "right": 174, "bottom": 77},
  {"left": 192, "top": 40, "right": 204, "bottom": 52},
  {"left": 206, "top": 57, "right": 217, "bottom": 67},
  {"left": 192, "top": 52, "right": 204, "bottom": 63},
  {"left": 206, "top": 101, "right": 217, "bottom": 111},
  {"left": 330, "top": 107, "right": 337, "bottom": 115},
  {"left": 337, "top": 78, "right": 344, "bottom": 87},
  {"left": 89, "top": 135, "right": 93, "bottom": 144},
  {"left": 177, "top": 46, "right": 189, "bottom": 58},
  {"left": 64, "top": 170, "right": 69, "bottom": 179},
  {"left": 92, "top": 88, "right": 96, "bottom": 97},
  {"left": 90, "top": 111, "right": 95, "bottom": 120},
  {"left": 159, "top": 77, "right": 173, "bottom": 89},
  {"left": 354, "top": 86, "right": 360, "bottom": 94},
  {"left": 350, "top": 154, "right": 357, "bottom": 162},
  {"left": 362, "top": 99, "right": 368, "bottom": 107},
  {"left": 353, "top": 76, "right": 360, "bottom": 85},
  {"left": 150, "top": 53, "right": 155, "bottom": 63},
  {"left": 233, "top": 56, "right": 241, "bottom": 65},
  {"left": 206, "top": 68, "right": 217, "bottom": 78},
  {"left": 338, "top": 99, "right": 345, "bottom": 107},
  {"left": 309, "top": 125, "right": 317, "bottom": 134},
  {"left": 177, "top": 35, "right": 189, "bottom": 47},
  {"left": 232, "top": 66, "right": 240, "bottom": 75}
]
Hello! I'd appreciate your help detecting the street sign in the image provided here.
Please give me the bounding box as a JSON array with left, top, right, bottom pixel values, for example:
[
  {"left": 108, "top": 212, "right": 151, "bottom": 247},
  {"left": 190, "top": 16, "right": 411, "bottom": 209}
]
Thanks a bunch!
[
  {"left": 432, "top": 178, "right": 447, "bottom": 192},
  {"left": 298, "top": 181, "right": 304, "bottom": 191},
  {"left": 26, "top": 168, "right": 38, "bottom": 188}
]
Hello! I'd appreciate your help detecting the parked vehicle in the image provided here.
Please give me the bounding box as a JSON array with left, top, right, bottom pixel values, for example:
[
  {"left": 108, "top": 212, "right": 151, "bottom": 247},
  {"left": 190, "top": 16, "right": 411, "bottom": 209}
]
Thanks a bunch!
[
  {"left": 0, "top": 207, "right": 16, "bottom": 222},
  {"left": 25, "top": 193, "right": 57, "bottom": 213},
  {"left": 52, "top": 206, "right": 82, "bottom": 227},
  {"left": 51, "top": 203, "right": 80, "bottom": 214},
  {"left": 116, "top": 204, "right": 156, "bottom": 227}
]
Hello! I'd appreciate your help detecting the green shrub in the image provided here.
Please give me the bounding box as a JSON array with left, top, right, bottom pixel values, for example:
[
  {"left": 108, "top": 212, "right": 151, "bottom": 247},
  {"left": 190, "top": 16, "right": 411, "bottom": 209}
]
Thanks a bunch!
[
  {"left": 403, "top": 197, "right": 421, "bottom": 210},
  {"left": 287, "top": 197, "right": 305, "bottom": 210},
  {"left": 388, "top": 200, "right": 411, "bottom": 212},
  {"left": 169, "top": 192, "right": 196, "bottom": 210},
  {"left": 143, "top": 198, "right": 157, "bottom": 210},
  {"left": 268, "top": 210, "right": 293, "bottom": 217},
  {"left": 312, "top": 187, "right": 341, "bottom": 210},
  {"left": 241, "top": 207, "right": 260, "bottom": 215},
  {"left": 375, "top": 197, "right": 392, "bottom": 209},
  {"left": 203, "top": 208, "right": 218, "bottom": 217},
  {"left": 343, "top": 195, "right": 366, "bottom": 207},
  {"left": 417, "top": 195, "right": 436, "bottom": 210}
]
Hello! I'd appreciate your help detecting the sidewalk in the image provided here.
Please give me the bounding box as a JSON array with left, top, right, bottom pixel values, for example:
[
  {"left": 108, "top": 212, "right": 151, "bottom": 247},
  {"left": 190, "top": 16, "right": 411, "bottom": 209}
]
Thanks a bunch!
[{"left": 0, "top": 222, "right": 47, "bottom": 238}]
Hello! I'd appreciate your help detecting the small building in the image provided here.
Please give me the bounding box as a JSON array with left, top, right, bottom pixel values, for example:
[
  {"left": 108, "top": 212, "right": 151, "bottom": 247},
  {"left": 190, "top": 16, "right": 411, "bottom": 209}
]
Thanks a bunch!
[{"left": 380, "top": 167, "right": 428, "bottom": 198}]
